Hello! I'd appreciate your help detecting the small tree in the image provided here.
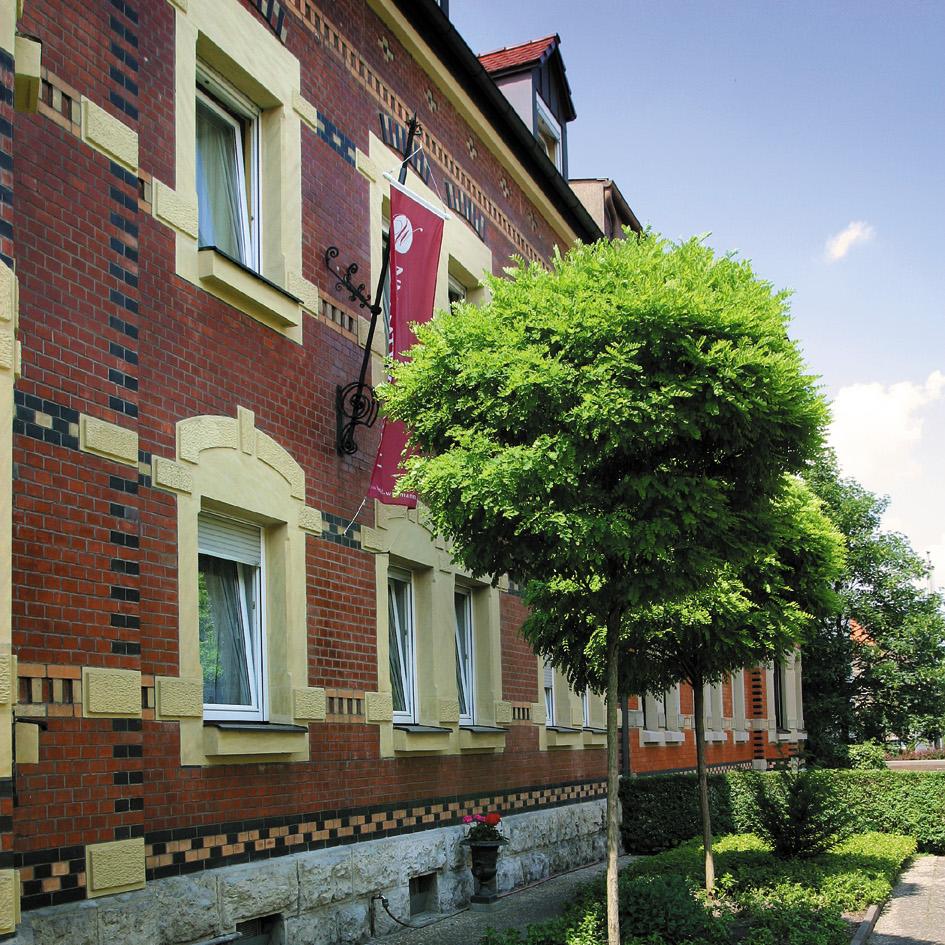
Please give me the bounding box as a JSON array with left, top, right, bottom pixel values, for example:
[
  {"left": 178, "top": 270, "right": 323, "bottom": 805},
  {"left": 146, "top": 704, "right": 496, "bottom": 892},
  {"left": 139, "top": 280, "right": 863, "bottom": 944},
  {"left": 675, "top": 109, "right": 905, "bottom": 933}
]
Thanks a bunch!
[
  {"left": 381, "top": 233, "right": 827, "bottom": 944},
  {"left": 612, "top": 477, "right": 845, "bottom": 891}
]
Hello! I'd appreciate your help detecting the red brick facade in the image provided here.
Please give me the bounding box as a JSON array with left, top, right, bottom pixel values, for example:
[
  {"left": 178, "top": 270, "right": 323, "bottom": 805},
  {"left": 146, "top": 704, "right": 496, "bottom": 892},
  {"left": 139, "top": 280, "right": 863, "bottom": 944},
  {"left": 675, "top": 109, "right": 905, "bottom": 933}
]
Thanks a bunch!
[{"left": 0, "top": 0, "right": 798, "bottom": 931}]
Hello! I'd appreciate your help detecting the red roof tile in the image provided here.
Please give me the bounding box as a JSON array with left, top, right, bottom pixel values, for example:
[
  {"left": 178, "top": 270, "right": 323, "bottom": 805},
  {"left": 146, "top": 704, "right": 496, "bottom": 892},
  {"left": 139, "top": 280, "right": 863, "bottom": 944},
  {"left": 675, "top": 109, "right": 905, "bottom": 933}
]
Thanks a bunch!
[{"left": 478, "top": 35, "right": 558, "bottom": 75}]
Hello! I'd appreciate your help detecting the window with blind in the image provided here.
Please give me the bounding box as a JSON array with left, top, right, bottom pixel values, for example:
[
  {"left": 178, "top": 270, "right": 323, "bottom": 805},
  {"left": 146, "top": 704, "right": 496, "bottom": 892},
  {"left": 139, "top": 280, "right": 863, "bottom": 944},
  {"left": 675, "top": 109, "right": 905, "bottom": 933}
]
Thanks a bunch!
[
  {"left": 198, "top": 513, "right": 265, "bottom": 720},
  {"left": 388, "top": 570, "right": 416, "bottom": 723},
  {"left": 454, "top": 589, "right": 475, "bottom": 724}
]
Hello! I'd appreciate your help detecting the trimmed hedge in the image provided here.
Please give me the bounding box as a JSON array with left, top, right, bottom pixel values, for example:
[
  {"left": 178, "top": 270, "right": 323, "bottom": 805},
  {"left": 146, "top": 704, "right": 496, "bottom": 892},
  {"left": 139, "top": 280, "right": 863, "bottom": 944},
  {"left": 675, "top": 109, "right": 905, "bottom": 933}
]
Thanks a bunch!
[{"left": 620, "top": 769, "right": 945, "bottom": 854}]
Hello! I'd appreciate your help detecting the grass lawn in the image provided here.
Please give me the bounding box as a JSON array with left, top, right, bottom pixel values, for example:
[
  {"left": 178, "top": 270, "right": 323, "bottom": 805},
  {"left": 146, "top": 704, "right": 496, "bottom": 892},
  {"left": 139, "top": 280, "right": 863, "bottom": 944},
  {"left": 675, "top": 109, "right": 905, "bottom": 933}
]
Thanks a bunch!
[{"left": 480, "top": 832, "right": 916, "bottom": 945}]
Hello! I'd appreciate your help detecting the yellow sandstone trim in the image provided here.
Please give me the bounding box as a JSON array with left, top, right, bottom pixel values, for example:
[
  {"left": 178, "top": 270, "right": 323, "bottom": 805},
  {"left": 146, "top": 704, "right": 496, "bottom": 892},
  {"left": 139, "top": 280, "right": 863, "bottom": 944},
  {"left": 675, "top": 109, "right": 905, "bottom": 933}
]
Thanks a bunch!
[
  {"left": 153, "top": 456, "right": 194, "bottom": 494},
  {"left": 79, "top": 414, "right": 139, "bottom": 467},
  {"left": 85, "top": 838, "right": 146, "bottom": 899},
  {"left": 155, "top": 676, "right": 203, "bottom": 719},
  {"left": 80, "top": 97, "right": 139, "bottom": 171},
  {"left": 293, "top": 687, "right": 327, "bottom": 721},
  {"left": 203, "top": 725, "right": 307, "bottom": 758},
  {"left": 0, "top": 870, "right": 20, "bottom": 935},
  {"left": 13, "top": 35, "right": 40, "bottom": 113},
  {"left": 83, "top": 667, "right": 142, "bottom": 718},
  {"left": 14, "top": 721, "right": 39, "bottom": 765},
  {"left": 152, "top": 179, "right": 198, "bottom": 238},
  {"left": 365, "top": 691, "right": 393, "bottom": 722}
]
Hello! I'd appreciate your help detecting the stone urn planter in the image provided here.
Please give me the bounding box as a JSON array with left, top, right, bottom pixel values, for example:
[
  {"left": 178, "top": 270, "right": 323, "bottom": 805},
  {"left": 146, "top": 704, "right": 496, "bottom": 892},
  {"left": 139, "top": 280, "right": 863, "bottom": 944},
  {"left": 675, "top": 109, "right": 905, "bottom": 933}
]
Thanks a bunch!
[{"left": 461, "top": 831, "right": 509, "bottom": 907}]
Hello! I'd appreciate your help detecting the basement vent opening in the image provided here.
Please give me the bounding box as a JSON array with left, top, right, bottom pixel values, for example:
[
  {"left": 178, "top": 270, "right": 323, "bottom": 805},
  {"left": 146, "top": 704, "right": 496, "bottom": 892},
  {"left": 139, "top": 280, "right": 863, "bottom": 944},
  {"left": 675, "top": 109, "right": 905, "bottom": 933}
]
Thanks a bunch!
[
  {"left": 409, "top": 872, "right": 438, "bottom": 916},
  {"left": 235, "top": 915, "right": 280, "bottom": 945}
]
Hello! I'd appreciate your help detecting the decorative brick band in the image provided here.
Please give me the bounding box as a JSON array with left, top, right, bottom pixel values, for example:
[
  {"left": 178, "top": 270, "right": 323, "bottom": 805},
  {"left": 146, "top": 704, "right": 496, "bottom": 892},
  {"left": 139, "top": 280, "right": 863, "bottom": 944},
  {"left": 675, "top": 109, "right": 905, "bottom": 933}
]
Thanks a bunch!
[
  {"left": 283, "top": 0, "right": 545, "bottom": 263},
  {"left": 143, "top": 777, "right": 605, "bottom": 882},
  {"left": 320, "top": 511, "right": 362, "bottom": 549}
]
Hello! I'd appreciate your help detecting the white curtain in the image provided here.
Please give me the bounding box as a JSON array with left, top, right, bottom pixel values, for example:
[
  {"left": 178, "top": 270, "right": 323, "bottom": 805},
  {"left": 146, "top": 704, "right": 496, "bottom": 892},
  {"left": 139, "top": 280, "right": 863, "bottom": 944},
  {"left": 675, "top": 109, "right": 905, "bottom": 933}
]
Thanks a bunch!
[
  {"left": 454, "top": 593, "right": 472, "bottom": 719},
  {"left": 196, "top": 97, "right": 248, "bottom": 264},
  {"left": 199, "top": 555, "right": 254, "bottom": 706},
  {"left": 388, "top": 578, "right": 412, "bottom": 716}
]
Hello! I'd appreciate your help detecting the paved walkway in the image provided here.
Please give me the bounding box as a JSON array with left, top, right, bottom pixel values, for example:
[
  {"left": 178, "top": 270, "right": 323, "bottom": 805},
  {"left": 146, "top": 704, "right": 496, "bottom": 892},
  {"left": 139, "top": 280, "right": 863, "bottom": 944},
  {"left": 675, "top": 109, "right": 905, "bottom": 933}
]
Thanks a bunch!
[
  {"left": 871, "top": 856, "right": 945, "bottom": 945},
  {"left": 371, "top": 857, "right": 632, "bottom": 945}
]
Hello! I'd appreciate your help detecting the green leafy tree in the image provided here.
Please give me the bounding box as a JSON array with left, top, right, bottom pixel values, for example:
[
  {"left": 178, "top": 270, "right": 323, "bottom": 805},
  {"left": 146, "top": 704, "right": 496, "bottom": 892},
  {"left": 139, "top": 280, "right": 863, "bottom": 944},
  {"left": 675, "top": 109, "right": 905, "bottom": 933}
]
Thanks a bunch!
[
  {"left": 803, "top": 451, "right": 945, "bottom": 761},
  {"left": 380, "top": 233, "right": 827, "bottom": 943},
  {"left": 575, "top": 477, "right": 844, "bottom": 890}
]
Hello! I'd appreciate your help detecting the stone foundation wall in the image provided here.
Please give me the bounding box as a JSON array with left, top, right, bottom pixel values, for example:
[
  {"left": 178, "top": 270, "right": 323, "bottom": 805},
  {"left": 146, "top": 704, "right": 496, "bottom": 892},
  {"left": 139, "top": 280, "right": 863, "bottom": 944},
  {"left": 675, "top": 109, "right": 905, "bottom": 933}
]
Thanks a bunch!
[{"left": 12, "top": 799, "right": 606, "bottom": 945}]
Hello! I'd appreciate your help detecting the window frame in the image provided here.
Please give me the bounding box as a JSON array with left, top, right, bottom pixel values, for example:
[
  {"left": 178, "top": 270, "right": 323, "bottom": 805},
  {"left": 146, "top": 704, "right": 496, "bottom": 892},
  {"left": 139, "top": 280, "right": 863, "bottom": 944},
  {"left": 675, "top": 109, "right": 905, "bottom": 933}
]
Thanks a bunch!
[
  {"left": 535, "top": 94, "right": 562, "bottom": 172},
  {"left": 197, "top": 512, "right": 268, "bottom": 723},
  {"left": 454, "top": 586, "right": 475, "bottom": 725},
  {"left": 543, "top": 661, "right": 556, "bottom": 726},
  {"left": 773, "top": 658, "right": 788, "bottom": 731},
  {"left": 195, "top": 64, "right": 261, "bottom": 273},
  {"left": 388, "top": 568, "right": 418, "bottom": 724},
  {"left": 447, "top": 273, "right": 467, "bottom": 306}
]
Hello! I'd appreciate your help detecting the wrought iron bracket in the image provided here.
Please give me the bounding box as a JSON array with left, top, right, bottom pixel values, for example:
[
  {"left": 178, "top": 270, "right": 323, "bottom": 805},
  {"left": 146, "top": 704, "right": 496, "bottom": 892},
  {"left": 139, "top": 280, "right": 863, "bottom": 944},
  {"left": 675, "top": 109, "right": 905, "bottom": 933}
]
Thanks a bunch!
[{"left": 325, "top": 114, "right": 421, "bottom": 457}]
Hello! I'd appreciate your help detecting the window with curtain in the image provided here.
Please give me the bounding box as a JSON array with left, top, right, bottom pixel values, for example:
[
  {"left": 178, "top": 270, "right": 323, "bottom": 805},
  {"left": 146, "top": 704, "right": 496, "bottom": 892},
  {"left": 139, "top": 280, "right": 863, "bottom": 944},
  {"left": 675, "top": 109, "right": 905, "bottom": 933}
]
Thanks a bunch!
[
  {"left": 195, "top": 66, "right": 259, "bottom": 271},
  {"left": 454, "top": 589, "right": 474, "bottom": 724},
  {"left": 543, "top": 661, "right": 555, "bottom": 725},
  {"left": 198, "top": 513, "right": 265, "bottom": 720},
  {"left": 448, "top": 273, "right": 467, "bottom": 306},
  {"left": 388, "top": 571, "right": 415, "bottom": 722}
]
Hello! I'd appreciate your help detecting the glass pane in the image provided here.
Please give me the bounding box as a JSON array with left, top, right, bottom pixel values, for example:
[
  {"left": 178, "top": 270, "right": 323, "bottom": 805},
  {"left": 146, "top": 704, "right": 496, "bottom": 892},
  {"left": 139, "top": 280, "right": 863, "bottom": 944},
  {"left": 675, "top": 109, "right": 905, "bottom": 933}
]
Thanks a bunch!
[
  {"left": 388, "top": 577, "right": 412, "bottom": 716},
  {"left": 455, "top": 592, "right": 472, "bottom": 720},
  {"left": 196, "top": 97, "right": 248, "bottom": 264},
  {"left": 544, "top": 685, "right": 554, "bottom": 724},
  {"left": 199, "top": 554, "right": 255, "bottom": 706}
]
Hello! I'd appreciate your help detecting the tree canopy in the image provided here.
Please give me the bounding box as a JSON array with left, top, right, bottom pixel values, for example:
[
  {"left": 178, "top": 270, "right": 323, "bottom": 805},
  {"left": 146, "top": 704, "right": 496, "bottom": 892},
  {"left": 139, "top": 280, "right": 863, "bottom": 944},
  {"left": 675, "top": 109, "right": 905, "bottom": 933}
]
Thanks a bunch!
[
  {"left": 803, "top": 450, "right": 945, "bottom": 762},
  {"left": 380, "top": 232, "right": 830, "bottom": 941}
]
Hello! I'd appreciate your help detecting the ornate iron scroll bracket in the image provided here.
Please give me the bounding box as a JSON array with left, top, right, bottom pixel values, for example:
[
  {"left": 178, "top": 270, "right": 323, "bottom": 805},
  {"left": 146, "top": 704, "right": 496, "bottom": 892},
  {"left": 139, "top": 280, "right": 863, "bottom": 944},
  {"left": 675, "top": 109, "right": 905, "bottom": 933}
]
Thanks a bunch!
[{"left": 325, "top": 114, "right": 421, "bottom": 457}]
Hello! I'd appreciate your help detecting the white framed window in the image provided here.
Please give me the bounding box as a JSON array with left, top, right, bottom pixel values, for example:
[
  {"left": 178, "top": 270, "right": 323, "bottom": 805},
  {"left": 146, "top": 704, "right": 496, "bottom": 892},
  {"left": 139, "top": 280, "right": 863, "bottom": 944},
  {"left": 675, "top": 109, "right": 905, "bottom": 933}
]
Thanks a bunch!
[
  {"left": 388, "top": 569, "right": 417, "bottom": 723},
  {"left": 535, "top": 95, "right": 562, "bottom": 172},
  {"left": 582, "top": 689, "right": 591, "bottom": 728},
  {"left": 454, "top": 588, "right": 475, "bottom": 724},
  {"left": 773, "top": 658, "right": 788, "bottom": 730},
  {"left": 543, "top": 661, "right": 555, "bottom": 725},
  {"left": 198, "top": 513, "right": 266, "bottom": 721},
  {"left": 448, "top": 273, "right": 467, "bottom": 306},
  {"left": 196, "top": 64, "right": 260, "bottom": 271}
]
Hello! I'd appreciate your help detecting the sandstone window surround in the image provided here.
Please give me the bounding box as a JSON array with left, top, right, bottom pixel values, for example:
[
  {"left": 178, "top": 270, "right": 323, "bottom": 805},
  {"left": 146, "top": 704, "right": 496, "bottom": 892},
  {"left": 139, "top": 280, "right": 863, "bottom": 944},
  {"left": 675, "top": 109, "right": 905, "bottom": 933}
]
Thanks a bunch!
[
  {"left": 362, "top": 502, "right": 506, "bottom": 757},
  {"left": 158, "top": 0, "right": 320, "bottom": 343},
  {"left": 703, "top": 681, "right": 727, "bottom": 744},
  {"left": 535, "top": 661, "right": 585, "bottom": 750},
  {"left": 151, "top": 406, "right": 325, "bottom": 765},
  {"left": 640, "top": 685, "right": 685, "bottom": 747},
  {"left": 731, "top": 668, "right": 750, "bottom": 743}
]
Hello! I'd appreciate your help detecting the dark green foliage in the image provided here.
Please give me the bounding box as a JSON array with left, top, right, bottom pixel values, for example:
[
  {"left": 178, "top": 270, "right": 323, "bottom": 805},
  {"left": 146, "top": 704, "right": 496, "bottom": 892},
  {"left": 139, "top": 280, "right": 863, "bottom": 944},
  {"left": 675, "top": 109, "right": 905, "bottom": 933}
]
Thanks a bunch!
[
  {"left": 750, "top": 770, "right": 852, "bottom": 858},
  {"left": 803, "top": 451, "right": 945, "bottom": 760},
  {"left": 620, "top": 770, "right": 945, "bottom": 854},
  {"left": 477, "top": 832, "right": 913, "bottom": 945},
  {"left": 847, "top": 742, "right": 887, "bottom": 769}
]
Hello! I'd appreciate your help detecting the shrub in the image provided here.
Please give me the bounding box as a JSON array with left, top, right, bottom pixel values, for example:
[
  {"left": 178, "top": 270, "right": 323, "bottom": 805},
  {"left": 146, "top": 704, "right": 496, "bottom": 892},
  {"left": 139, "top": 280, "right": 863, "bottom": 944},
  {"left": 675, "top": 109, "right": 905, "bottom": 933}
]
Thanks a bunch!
[
  {"left": 478, "top": 832, "right": 915, "bottom": 945},
  {"left": 847, "top": 742, "right": 887, "bottom": 769},
  {"left": 750, "top": 769, "right": 852, "bottom": 858},
  {"left": 620, "top": 769, "right": 945, "bottom": 853}
]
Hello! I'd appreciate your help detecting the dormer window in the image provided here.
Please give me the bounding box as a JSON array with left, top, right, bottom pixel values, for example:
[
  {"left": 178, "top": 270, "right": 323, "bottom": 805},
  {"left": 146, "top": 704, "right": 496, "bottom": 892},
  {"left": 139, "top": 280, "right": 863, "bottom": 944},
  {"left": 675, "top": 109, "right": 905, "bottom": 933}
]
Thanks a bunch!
[{"left": 535, "top": 96, "right": 562, "bottom": 172}]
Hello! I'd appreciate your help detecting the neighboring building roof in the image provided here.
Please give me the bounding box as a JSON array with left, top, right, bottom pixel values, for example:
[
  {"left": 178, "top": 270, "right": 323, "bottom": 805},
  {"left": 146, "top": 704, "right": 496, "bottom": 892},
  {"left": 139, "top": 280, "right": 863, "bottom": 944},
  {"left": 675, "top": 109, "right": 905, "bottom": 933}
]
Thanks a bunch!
[
  {"left": 570, "top": 178, "right": 642, "bottom": 237},
  {"left": 850, "top": 619, "right": 875, "bottom": 646},
  {"left": 392, "top": 1, "right": 601, "bottom": 241},
  {"left": 478, "top": 34, "right": 559, "bottom": 75}
]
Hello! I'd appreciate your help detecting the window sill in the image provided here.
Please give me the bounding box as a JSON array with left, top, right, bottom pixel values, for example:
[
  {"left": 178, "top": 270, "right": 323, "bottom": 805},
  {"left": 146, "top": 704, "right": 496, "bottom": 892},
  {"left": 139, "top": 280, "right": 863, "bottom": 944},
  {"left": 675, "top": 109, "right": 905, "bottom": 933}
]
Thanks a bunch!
[
  {"left": 582, "top": 726, "right": 607, "bottom": 747},
  {"left": 705, "top": 730, "right": 728, "bottom": 744},
  {"left": 459, "top": 724, "right": 507, "bottom": 752},
  {"left": 197, "top": 247, "right": 302, "bottom": 333},
  {"left": 641, "top": 729, "right": 685, "bottom": 746},
  {"left": 202, "top": 720, "right": 308, "bottom": 758},
  {"left": 733, "top": 731, "right": 750, "bottom": 743},
  {"left": 393, "top": 723, "right": 452, "bottom": 754},
  {"left": 545, "top": 725, "right": 582, "bottom": 750}
]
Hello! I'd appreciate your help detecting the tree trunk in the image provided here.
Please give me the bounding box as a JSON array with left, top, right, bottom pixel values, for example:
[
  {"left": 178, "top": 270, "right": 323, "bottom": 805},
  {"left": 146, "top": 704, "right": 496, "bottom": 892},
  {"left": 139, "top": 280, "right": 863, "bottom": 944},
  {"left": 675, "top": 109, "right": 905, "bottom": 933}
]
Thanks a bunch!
[
  {"left": 692, "top": 673, "right": 715, "bottom": 895},
  {"left": 606, "top": 612, "right": 621, "bottom": 945}
]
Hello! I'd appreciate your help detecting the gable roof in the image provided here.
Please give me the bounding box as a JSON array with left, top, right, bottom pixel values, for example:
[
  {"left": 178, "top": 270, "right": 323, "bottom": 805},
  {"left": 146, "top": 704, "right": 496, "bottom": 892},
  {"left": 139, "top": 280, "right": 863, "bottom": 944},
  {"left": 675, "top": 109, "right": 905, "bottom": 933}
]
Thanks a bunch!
[{"left": 478, "top": 35, "right": 559, "bottom": 75}]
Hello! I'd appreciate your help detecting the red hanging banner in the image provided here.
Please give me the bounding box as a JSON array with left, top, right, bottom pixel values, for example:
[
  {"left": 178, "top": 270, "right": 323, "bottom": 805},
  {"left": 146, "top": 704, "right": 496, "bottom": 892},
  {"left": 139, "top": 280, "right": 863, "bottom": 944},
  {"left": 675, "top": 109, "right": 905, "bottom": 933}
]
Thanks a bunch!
[{"left": 368, "top": 180, "right": 446, "bottom": 507}]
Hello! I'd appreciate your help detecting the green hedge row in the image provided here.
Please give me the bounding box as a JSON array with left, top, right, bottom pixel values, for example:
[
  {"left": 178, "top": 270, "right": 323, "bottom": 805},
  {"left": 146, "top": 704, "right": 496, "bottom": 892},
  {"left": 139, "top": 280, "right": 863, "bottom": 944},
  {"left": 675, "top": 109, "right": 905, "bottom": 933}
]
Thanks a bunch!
[{"left": 620, "top": 769, "right": 945, "bottom": 854}]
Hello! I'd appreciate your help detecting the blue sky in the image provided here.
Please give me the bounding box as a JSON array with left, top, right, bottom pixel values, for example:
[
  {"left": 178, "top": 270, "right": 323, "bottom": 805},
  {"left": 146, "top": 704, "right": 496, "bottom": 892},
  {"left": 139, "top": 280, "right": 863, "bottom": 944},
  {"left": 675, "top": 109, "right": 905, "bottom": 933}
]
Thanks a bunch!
[{"left": 453, "top": 0, "right": 945, "bottom": 576}]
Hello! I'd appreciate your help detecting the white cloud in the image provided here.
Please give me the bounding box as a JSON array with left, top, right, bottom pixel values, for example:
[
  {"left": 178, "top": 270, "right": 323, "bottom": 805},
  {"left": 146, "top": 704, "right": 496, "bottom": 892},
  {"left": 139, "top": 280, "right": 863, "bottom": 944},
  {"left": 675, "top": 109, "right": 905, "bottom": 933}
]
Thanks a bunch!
[
  {"left": 824, "top": 220, "right": 875, "bottom": 262},
  {"left": 829, "top": 370, "right": 945, "bottom": 490}
]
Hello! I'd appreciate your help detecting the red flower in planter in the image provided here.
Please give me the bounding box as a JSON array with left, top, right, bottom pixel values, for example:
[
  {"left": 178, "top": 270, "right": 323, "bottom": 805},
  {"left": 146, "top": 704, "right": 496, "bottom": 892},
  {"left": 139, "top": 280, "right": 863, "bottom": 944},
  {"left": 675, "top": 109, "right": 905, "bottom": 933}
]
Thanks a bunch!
[{"left": 484, "top": 813, "right": 502, "bottom": 827}]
